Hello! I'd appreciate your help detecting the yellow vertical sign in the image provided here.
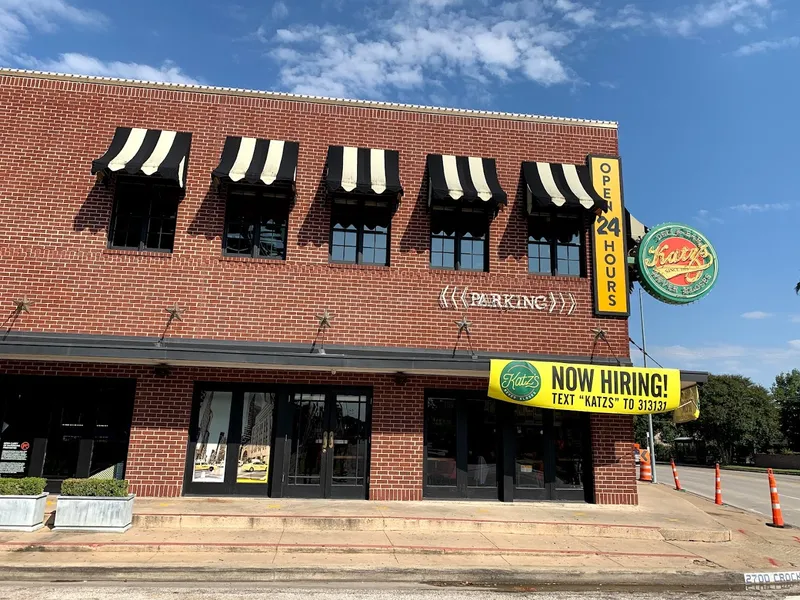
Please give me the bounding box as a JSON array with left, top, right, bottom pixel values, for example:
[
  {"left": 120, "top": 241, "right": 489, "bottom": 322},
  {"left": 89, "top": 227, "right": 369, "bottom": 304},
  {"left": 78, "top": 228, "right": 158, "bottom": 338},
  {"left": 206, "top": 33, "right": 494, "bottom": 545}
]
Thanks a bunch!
[{"left": 589, "top": 155, "right": 629, "bottom": 317}]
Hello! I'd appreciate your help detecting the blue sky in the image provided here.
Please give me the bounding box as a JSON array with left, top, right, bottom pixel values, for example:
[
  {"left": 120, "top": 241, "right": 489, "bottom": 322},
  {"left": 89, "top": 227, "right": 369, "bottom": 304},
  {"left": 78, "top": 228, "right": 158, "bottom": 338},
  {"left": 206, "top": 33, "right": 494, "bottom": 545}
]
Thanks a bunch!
[{"left": 1, "top": 0, "right": 798, "bottom": 386}]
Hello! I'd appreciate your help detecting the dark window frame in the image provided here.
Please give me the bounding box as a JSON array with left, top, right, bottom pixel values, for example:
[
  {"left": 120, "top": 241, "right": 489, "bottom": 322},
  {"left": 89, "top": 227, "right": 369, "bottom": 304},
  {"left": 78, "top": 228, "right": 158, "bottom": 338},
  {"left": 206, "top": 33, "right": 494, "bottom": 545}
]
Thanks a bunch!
[
  {"left": 329, "top": 195, "right": 392, "bottom": 266},
  {"left": 223, "top": 184, "right": 291, "bottom": 260},
  {"left": 107, "top": 176, "right": 181, "bottom": 253},
  {"left": 527, "top": 210, "right": 586, "bottom": 277},
  {"left": 429, "top": 204, "right": 490, "bottom": 272}
]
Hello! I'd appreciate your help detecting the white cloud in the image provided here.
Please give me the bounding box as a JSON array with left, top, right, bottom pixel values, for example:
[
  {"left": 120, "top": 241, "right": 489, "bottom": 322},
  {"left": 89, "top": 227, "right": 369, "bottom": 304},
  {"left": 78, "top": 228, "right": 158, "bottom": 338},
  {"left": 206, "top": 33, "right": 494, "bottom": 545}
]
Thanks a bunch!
[
  {"left": 19, "top": 53, "right": 201, "bottom": 84},
  {"left": 734, "top": 36, "right": 800, "bottom": 56},
  {"left": 694, "top": 208, "right": 725, "bottom": 225},
  {"left": 650, "top": 339, "right": 800, "bottom": 385},
  {"left": 741, "top": 311, "right": 772, "bottom": 320},
  {"left": 0, "top": 0, "right": 106, "bottom": 57},
  {"left": 608, "top": 0, "right": 772, "bottom": 37},
  {"left": 271, "top": 1, "right": 289, "bottom": 20},
  {"left": 266, "top": 1, "right": 574, "bottom": 98},
  {"left": 730, "top": 202, "right": 792, "bottom": 212}
]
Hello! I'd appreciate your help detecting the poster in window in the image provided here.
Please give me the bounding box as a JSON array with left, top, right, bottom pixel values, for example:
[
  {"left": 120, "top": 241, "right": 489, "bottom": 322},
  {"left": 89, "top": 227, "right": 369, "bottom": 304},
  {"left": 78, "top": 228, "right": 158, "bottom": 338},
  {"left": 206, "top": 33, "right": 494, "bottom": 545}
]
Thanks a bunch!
[
  {"left": 192, "top": 391, "right": 232, "bottom": 483},
  {"left": 237, "top": 393, "right": 274, "bottom": 484}
]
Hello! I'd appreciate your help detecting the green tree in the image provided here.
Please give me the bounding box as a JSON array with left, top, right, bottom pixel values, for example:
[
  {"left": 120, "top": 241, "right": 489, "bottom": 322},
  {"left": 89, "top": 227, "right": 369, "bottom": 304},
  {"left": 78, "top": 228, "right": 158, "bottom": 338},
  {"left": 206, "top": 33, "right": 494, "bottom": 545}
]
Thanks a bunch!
[
  {"left": 772, "top": 369, "right": 800, "bottom": 451},
  {"left": 683, "top": 374, "right": 781, "bottom": 464}
]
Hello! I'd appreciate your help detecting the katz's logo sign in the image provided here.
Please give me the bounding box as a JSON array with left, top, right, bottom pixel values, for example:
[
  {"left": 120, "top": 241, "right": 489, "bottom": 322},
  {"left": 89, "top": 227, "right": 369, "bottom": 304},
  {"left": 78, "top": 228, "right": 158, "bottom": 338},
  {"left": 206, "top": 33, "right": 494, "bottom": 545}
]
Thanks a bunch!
[{"left": 637, "top": 223, "right": 718, "bottom": 304}]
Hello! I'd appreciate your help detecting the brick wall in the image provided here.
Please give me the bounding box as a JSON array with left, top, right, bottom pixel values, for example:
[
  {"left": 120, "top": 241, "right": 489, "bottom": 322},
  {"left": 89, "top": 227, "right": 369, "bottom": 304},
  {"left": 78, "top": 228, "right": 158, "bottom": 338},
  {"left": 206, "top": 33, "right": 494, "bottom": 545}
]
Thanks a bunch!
[
  {"left": 1, "top": 359, "right": 633, "bottom": 502},
  {"left": 0, "top": 73, "right": 628, "bottom": 360},
  {"left": 590, "top": 413, "right": 638, "bottom": 505}
]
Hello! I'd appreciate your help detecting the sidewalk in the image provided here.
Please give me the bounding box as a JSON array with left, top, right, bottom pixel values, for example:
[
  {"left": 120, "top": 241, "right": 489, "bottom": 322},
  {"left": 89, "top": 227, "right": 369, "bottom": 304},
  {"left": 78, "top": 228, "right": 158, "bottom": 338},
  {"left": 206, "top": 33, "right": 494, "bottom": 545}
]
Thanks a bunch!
[{"left": 1, "top": 483, "right": 798, "bottom": 587}]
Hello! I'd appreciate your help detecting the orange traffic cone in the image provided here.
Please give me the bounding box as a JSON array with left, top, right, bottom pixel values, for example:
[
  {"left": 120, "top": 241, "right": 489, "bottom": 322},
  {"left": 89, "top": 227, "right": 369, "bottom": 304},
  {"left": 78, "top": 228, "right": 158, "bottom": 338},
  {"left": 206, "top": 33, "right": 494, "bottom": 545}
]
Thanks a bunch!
[
  {"left": 767, "top": 468, "right": 785, "bottom": 528},
  {"left": 671, "top": 459, "right": 683, "bottom": 491},
  {"left": 639, "top": 449, "right": 652, "bottom": 482},
  {"left": 715, "top": 463, "right": 723, "bottom": 505}
]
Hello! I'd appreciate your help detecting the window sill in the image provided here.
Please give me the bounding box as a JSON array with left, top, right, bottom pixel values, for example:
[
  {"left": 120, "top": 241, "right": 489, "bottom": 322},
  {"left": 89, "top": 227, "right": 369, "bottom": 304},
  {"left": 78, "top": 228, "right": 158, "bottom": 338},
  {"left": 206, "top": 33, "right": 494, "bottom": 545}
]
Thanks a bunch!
[
  {"left": 327, "top": 262, "right": 391, "bottom": 271},
  {"left": 103, "top": 248, "right": 173, "bottom": 259},
  {"left": 219, "top": 255, "right": 287, "bottom": 264},
  {"left": 527, "top": 272, "right": 587, "bottom": 281}
]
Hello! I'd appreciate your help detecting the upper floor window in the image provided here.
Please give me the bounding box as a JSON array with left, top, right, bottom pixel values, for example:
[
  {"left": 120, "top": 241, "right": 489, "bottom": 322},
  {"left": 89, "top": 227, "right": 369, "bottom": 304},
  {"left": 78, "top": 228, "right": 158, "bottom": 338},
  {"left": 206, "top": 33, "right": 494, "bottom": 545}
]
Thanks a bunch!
[
  {"left": 430, "top": 205, "right": 489, "bottom": 272},
  {"left": 108, "top": 177, "right": 180, "bottom": 252},
  {"left": 224, "top": 185, "right": 290, "bottom": 259},
  {"left": 528, "top": 212, "right": 584, "bottom": 277},
  {"left": 330, "top": 196, "right": 391, "bottom": 266}
]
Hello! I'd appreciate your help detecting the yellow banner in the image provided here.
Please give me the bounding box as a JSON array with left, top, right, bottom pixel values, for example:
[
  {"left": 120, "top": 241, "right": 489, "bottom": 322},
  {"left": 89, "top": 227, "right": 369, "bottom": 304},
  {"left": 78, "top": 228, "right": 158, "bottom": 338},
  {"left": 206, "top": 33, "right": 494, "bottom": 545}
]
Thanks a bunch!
[
  {"left": 673, "top": 385, "right": 700, "bottom": 423},
  {"left": 488, "top": 360, "right": 681, "bottom": 415},
  {"left": 589, "top": 155, "right": 630, "bottom": 316}
]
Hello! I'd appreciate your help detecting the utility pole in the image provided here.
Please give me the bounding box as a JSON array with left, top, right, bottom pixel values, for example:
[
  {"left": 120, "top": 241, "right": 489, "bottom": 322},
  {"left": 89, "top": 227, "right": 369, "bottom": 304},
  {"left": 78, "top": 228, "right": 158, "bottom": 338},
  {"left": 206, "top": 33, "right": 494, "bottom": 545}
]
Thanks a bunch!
[{"left": 639, "top": 286, "right": 658, "bottom": 484}]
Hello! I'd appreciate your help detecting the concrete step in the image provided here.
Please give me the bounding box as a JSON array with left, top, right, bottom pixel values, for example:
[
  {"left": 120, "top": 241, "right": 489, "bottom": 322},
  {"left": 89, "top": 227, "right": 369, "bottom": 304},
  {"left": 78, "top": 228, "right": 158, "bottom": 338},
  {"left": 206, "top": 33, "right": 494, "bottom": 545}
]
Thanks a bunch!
[{"left": 129, "top": 513, "right": 729, "bottom": 542}]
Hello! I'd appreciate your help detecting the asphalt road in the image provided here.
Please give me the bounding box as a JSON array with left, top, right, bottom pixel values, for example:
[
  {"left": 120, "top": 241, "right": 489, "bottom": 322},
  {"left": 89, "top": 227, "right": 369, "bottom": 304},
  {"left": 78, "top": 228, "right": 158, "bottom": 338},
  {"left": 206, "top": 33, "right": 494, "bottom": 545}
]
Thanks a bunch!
[
  {"left": 0, "top": 584, "right": 796, "bottom": 600},
  {"left": 655, "top": 463, "right": 800, "bottom": 524}
]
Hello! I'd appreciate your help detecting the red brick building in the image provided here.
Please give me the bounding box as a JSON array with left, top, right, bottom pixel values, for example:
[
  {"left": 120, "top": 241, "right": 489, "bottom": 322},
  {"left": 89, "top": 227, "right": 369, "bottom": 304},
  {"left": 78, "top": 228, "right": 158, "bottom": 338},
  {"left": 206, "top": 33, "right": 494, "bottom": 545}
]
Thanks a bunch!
[{"left": 0, "top": 69, "right": 700, "bottom": 504}]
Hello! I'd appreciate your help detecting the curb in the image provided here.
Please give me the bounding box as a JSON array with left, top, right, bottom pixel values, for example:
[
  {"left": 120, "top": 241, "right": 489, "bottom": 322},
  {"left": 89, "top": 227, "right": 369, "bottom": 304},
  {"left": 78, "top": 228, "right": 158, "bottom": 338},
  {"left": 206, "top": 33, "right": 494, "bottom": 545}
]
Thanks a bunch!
[
  {"left": 127, "top": 514, "right": 730, "bottom": 542},
  {"left": 0, "top": 565, "right": 747, "bottom": 589},
  {"left": 0, "top": 541, "right": 701, "bottom": 558}
]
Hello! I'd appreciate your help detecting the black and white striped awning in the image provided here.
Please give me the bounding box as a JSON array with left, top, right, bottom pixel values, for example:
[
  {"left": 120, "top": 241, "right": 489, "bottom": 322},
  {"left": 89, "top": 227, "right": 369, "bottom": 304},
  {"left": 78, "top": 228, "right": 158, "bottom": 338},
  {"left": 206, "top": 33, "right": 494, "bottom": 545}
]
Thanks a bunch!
[
  {"left": 427, "top": 154, "right": 506, "bottom": 205},
  {"left": 626, "top": 210, "right": 647, "bottom": 244},
  {"left": 212, "top": 137, "right": 299, "bottom": 187},
  {"left": 522, "top": 161, "right": 606, "bottom": 214},
  {"left": 325, "top": 146, "right": 402, "bottom": 197},
  {"left": 92, "top": 127, "right": 192, "bottom": 188}
]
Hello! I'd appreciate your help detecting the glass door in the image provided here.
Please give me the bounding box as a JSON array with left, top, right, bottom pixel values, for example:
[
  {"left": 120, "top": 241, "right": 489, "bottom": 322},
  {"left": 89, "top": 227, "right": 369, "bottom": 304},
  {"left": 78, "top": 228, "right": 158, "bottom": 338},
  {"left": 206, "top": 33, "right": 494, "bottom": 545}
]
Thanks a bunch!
[
  {"left": 328, "top": 394, "right": 369, "bottom": 499},
  {"left": 278, "top": 388, "right": 372, "bottom": 499},
  {"left": 283, "top": 393, "right": 328, "bottom": 498},
  {"left": 424, "top": 392, "right": 501, "bottom": 500}
]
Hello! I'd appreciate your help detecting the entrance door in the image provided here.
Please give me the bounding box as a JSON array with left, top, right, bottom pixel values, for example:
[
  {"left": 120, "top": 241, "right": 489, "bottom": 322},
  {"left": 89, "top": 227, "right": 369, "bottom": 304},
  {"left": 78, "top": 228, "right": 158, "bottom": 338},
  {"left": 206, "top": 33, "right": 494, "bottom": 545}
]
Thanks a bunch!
[
  {"left": 279, "top": 389, "right": 371, "bottom": 499},
  {"left": 511, "top": 406, "right": 590, "bottom": 502},
  {"left": 424, "top": 393, "right": 500, "bottom": 500},
  {"left": 183, "top": 386, "right": 276, "bottom": 496}
]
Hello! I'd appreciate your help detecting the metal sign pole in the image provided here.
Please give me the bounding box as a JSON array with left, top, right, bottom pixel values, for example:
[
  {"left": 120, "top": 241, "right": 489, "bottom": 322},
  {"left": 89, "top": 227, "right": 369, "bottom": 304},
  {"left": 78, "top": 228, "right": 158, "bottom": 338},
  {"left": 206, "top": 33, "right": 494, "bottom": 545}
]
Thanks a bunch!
[{"left": 639, "top": 286, "right": 658, "bottom": 484}]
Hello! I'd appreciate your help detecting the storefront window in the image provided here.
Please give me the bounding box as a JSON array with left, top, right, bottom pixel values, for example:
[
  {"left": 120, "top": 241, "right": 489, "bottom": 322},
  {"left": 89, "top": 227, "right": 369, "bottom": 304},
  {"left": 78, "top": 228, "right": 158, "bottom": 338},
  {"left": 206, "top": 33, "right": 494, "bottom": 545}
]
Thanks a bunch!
[
  {"left": 425, "top": 397, "right": 457, "bottom": 488},
  {"left": 528, "top": 212, "right": 584, "bottom": 276}
]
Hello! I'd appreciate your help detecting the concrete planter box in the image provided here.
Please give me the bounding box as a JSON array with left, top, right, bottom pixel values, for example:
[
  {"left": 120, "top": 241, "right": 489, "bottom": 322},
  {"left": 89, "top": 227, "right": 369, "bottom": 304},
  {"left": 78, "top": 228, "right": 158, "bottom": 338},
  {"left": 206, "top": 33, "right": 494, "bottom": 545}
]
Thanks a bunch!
[
  {"left": 54, "top": 494, "right": 135, "bottom": 533},
  {"left": 0, "top": 493, "right": 48, "bottom": 532}
]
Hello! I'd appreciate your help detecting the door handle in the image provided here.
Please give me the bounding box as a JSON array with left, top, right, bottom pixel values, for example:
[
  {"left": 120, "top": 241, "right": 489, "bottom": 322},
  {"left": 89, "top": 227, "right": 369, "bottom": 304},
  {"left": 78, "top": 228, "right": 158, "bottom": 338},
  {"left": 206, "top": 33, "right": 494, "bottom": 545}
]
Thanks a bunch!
[{"left": 322, "top": 431, "right": 329, "bottom": 451}]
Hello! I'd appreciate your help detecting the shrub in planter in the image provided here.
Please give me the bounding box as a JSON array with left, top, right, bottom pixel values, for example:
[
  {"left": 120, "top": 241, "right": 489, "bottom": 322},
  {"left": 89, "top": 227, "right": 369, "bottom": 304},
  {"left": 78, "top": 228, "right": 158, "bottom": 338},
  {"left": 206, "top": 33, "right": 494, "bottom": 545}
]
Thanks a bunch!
[
  {"left": 0, "top": 477, "right": 46, "bottom": 496},
  {"left": 60, "top": 478, "right": 129, "bottom": 497},
  {"left": 55, "top": 479, "right": 134, "bottom": 533},
  {"left": 0, "top": 477, "right": 49, "bottom": 532}
]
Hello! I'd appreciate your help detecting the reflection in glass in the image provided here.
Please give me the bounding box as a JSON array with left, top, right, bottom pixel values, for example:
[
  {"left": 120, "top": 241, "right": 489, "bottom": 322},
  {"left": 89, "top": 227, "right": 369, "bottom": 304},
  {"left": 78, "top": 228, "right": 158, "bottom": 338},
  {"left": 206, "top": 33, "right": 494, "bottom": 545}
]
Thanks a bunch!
[
  {"left": 425, "top": 397, "right": 457, "bottom": 487},
  {"left": 288, "top": 394, "right": 326, "bottom": 486},
  {"left": 237, "top": 393, "right": 275, "bottom": 484},
  {"left": 330, "top": 395, "right": 368, "bottom": 487},
  {"left": 466, "top": 399, "right": 497, "bottom": 488},
  {"left": 554, "top": 411, "right": 584, "bottom": 489},
  {"left": 514, "top": 405, "right": 545, "bottom": 489},
  {"left": 192, "top": 391, "right": 232, "bottom": 483}
]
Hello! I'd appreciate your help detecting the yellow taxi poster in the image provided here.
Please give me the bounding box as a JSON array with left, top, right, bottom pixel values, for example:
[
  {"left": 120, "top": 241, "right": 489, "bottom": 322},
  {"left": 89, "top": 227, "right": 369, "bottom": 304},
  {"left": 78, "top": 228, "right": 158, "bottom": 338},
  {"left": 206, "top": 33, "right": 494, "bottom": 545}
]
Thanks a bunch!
[{"left": 488, "top": 360, "right": 681, "bottom": 415}]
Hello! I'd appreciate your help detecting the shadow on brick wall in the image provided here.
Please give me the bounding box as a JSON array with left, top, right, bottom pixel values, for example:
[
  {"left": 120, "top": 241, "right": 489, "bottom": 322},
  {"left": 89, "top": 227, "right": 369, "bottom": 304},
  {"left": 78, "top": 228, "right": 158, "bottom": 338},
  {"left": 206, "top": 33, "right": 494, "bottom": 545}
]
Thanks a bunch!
[
  {"left": 398, "top": 173, "right": 430, "bottom": 255},
  {"left": 497, "top": 174, "right": 527, "bottom": 263},
  {"left": 73, "top": 178, "right": 114, "bottom": 234},
  {"left": 297, "top": 178, "right": 328, "bottom": 248},
  {"left": 187, "top": 183, "right": 225, "bottom": 240}
]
